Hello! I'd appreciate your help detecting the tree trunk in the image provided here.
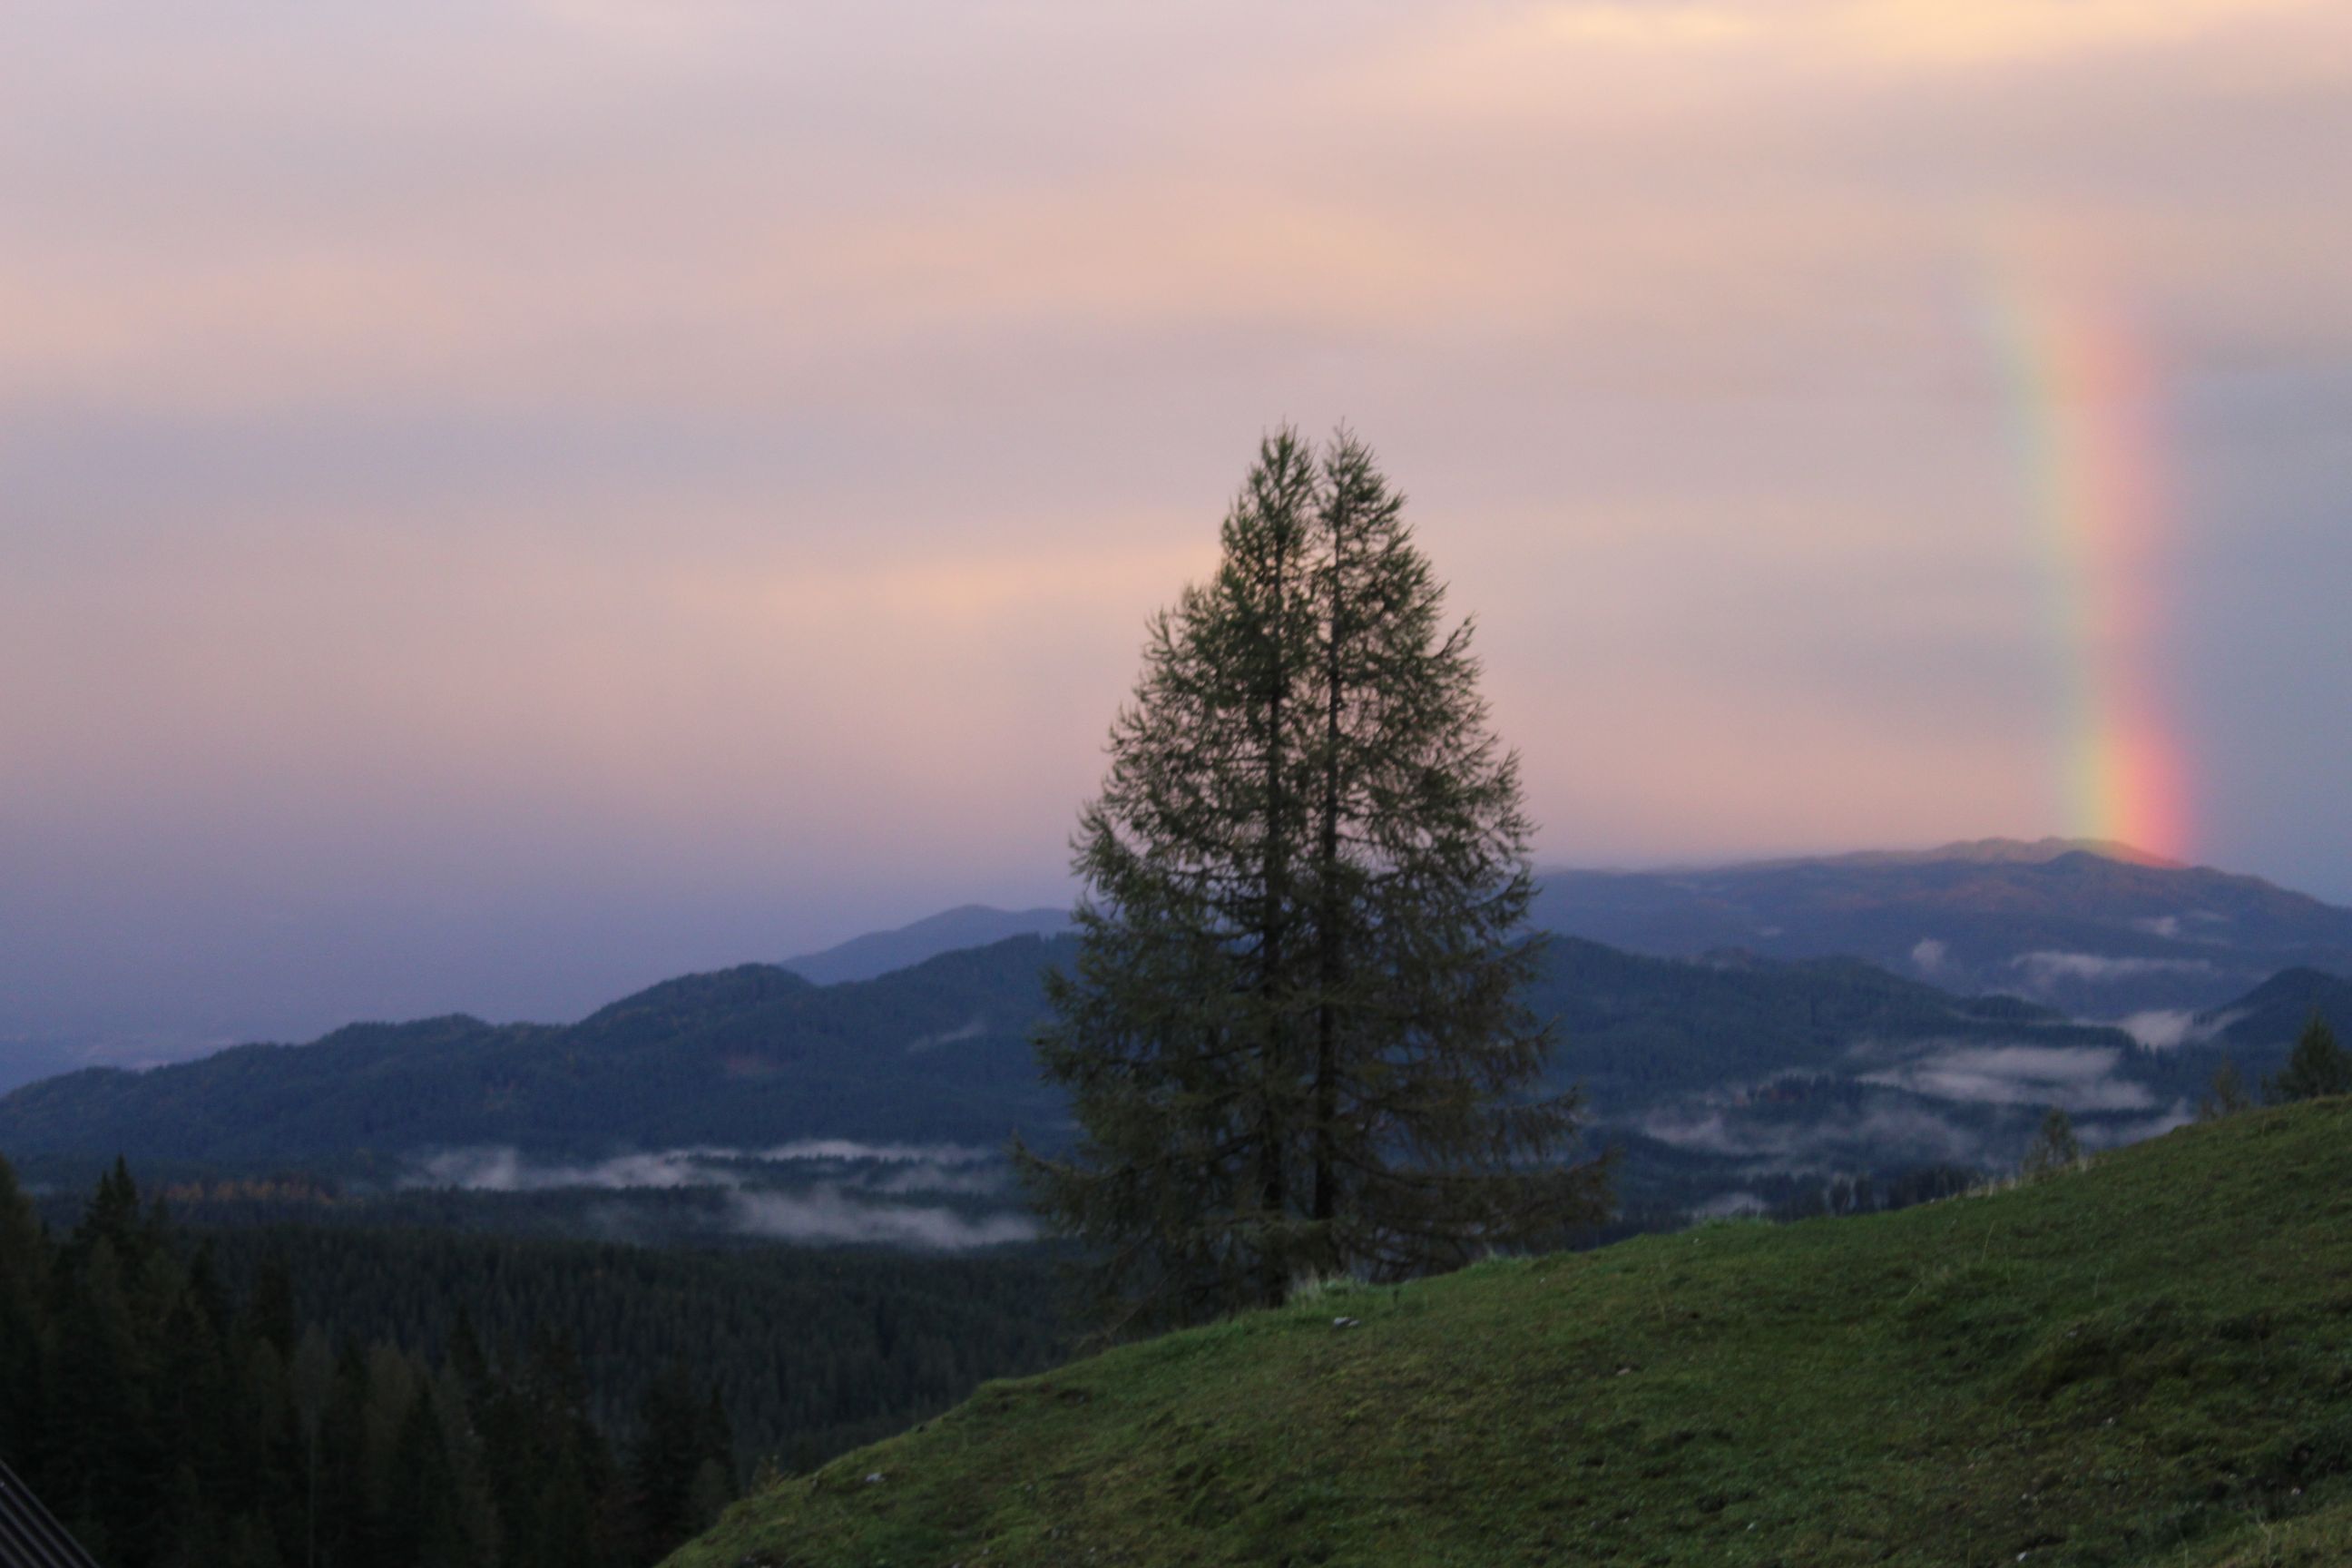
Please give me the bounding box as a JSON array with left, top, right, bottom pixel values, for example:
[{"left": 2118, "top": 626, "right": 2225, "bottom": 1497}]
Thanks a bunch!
[
  {"left": 1312, "top": 511, "right": 1348, "bottom": 1238},
  {"left": 1256, "top": 509, "right": 1289, "bottom": 1308}
]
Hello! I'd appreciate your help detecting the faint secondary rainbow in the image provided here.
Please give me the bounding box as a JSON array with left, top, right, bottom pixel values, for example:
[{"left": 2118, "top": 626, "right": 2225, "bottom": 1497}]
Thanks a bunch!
[{"left": 1987, "top": 281, "right": 2193, "bottom": 863}]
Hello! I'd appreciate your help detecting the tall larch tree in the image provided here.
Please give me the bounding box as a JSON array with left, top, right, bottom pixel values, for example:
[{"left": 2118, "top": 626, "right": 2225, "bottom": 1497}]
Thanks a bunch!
[
  {"left": 2268, "top": 1013, "right": 2351, "bottom": 1103},
  {"left": 1019, "top": 427, "right": 1606, "bottom": 1333}
]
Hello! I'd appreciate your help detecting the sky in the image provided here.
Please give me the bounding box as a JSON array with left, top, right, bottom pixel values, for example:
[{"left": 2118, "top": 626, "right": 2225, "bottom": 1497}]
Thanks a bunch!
[{"left": 3, "top": 0, "right": 2348, "bottom": 1054}]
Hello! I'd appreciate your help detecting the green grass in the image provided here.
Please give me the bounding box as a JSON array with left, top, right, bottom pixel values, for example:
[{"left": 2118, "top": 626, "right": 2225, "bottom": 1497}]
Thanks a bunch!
[{"left": 671, "top": 1101, "right": 2352, "bottom": 1568}]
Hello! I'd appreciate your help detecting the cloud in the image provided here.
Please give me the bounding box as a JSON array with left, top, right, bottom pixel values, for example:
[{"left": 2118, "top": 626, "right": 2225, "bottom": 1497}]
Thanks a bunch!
[
  {"left": 749, "top": 1140, "right": 997, "bottom": 1165},
  {"left": 2115, "top": 1009, "right": 2225, "bottom": 1051},
  {"left": 1860, "top": 1044, "right": 2157, "bottom": 1111},
  {"left": 403, "top": 1140, "right": 1002, "bottom": 1192},
  {"left": 1633, "top": 1109, "right": 1750, "bottom": 1157},
  {"left": 1632, "top": 1014, "right": 2225, "bottom": 1176},
  {"left": 1826, "top": 0, "right": 2321, "bottom": 67},
  {"left": 2011, "top": 952, "right": 2220, "bottom": 987},
  {"left": 7, "top": 0, "right": 2352, "bottom": 1053},
  {"left": 1911, "top": 937, "right": 1953, "bottom": 978},
  {"left": 1635, "top": 1101, "right": 1993, "bottom": 1167},
  {"left": 867, "top": 1163, "right": 1009, "bottom": 1197},
  {"left": 906, "top": 1017, "right": 988, "bottom": 1054},
  {"left": 1517, "top": 0, "right": 2318, "bottom": 67},
  {"left": 406, "top": 1146, "right": 715, "bottom": 1191},
  {"left": 753, "top": 1141, "right": 1012, "bottom": 1196},
  {"left": 400, "top": 1141, "right": 1033, "bottom": 1248},
  {"left": 2076, "top": 1101, "right": 2195, "bottom": 1149},
  {"left": 723, "top": 1190, "right": 1036, "bottom": 1249},
  {"left": 2134, "top": 911, "right": 2236, "bottom": 946}
]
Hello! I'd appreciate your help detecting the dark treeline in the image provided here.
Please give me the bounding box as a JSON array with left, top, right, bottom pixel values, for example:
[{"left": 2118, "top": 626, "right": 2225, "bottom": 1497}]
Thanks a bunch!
[
  {"left": 185, "top": 1221, "right": 1067, "bottom": 1470},
  {"left": 0, "top": 1156, "right": 1066, "bottom": 1568},
  {"left": 1598, "top": 1159, "right": 1984, "bottom": 1238},
  {"left": 21, "top": 1176, "right": 1036, "bottom": 1256},
  {"left": 1749, "top": 1163, "right": 1982, "bottom": 1221}
]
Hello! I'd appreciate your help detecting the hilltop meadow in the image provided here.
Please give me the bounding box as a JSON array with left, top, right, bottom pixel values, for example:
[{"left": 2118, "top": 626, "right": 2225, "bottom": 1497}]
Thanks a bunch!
[{"left": 673, "top": 1099, "right": 2352, "bottom": 1568}]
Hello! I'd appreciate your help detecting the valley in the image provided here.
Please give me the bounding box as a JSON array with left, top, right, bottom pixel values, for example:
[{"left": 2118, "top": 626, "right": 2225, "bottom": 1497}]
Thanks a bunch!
[{"left": 4, "top": 841, "right": 2342, "bottom": 1239}]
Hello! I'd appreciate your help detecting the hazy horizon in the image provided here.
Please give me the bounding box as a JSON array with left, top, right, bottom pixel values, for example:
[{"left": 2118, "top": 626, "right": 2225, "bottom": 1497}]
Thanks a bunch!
[
  {"left": 5, "top": 834, "right": 2344, "bottom": 1063},
  {"left": 6, "top": 2, "right": 2349, "bottom": 1054}
]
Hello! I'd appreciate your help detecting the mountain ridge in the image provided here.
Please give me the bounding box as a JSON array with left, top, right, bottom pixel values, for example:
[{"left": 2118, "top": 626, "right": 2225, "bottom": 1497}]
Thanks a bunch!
[
  {"left": 6, "top": 840, "right": 2347, "bottom": 1209},
  {"left": 1531, "top": 838, "right": 2352, "bottom": 1017},
  {"left": 782, "top": 905, "right": 1073, "bottom": 985},
  {"left": 2, "top": 925, "right": 2337, "bottom": 1213},
  {"left": 1651, "top": 835, "right": 2188, "bottom": 871}
]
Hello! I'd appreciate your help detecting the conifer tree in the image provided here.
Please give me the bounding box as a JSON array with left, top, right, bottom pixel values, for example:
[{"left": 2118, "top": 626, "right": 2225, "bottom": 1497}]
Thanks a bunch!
[
  {"left": 0, "top": 1161, "right": 745, "bottom": 1568},
  {"left": 2022, "top": 1106, "right": 2081, "bottom": 1181},
  {"left": 1019, "top": 427, "right": 1605, "bottom": 1331},
  {"left": 2197, "top": 1058, "right": 2252, "bottom": 1122},
  {"left": 628, "top": 1359, "right": 709, "bottom": 1553},
  {"left": 2266, "top": 1013, "right": 2350, "bottom": 1103},
  {"left": 0, "top": 1155, "right": 46, "bottom": 1463}
]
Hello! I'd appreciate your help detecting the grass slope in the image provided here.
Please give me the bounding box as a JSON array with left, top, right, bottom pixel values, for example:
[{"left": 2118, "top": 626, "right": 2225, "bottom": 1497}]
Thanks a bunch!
[{"left": 673, "top": 1100, "right": 2352, "bottom": 1568}]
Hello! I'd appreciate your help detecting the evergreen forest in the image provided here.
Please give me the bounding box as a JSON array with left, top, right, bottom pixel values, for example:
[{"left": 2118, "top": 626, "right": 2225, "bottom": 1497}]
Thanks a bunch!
[{"left": 0, "top": 1156, "right": 1064, "bottom": 1568}]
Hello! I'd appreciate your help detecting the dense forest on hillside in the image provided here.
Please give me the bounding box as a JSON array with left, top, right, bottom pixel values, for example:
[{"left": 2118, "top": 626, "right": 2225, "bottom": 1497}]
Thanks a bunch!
[
  {"left": 0, "top": 1157, "right": 1066, "bottom": 1568},
  {"left": 21, "top": 1174, "right": 1043, "bottom": 1257},
  {"left": 187, "top": 1225, "right": 1067, "bottom": 1470},
  {"left": 0, "top": 936, "right": 1077, "bottom": 1162}
]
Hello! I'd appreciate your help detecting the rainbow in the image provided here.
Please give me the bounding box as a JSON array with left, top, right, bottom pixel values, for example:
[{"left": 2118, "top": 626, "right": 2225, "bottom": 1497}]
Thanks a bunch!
[{"left": 1990, "top": 284, "right": 2193, "bottom": 863}]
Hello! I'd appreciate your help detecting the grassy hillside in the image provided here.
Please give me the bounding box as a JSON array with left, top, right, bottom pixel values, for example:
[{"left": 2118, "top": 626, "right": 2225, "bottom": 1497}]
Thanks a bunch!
[{"left": 671, "top": 1100, "right": 2352, "bottom": 1568}]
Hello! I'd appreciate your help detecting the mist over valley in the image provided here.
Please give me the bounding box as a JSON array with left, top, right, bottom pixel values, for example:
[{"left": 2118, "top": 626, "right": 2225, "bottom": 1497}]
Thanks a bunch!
[{"left": 7, "top": 838, "right": 2342, "bottom": 1240}]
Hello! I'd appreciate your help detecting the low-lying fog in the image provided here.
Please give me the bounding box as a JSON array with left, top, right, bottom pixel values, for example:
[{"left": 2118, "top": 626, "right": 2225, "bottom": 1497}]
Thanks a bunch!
[{"left": 401, "top": 1141, "right": 1037, "bottom": 1250}]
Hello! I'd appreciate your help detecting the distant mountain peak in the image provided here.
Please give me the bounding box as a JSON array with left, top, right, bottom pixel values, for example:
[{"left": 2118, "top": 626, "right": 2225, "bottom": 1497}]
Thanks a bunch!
[
  {"left": 1799, "top": 838, "right": 2185, "bottom": 871},
  {"left": 1532, "top": 838, "right": 2351, "bottom": 1019},
  {"left": 784, "top": 905, "right": 1072, "bottom": 985},
  {"left": 1545, "top": 838, "right": 2189, "bottom": 884}
]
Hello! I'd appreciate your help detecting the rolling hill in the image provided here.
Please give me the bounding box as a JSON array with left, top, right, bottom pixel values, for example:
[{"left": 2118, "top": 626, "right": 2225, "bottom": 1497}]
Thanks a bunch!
[
  {"left": 2205, "top": 966, "right": 2352, "bottom": 1054},
  {"left": 1533, "top": 838, "right": 2352, "bottom": 1017},
  {"left": 669, "top": 1096, "right": 2352, "bottom": 1568},
  {"left": 0, "top": 936, "right": 1079, "bottom": 1166},
  {"left": 0, "top": 932, "right": 2153, "bottom": 1173},
  {"left": 1, "top": 922, "right": 2338, "bottom": 1217}
]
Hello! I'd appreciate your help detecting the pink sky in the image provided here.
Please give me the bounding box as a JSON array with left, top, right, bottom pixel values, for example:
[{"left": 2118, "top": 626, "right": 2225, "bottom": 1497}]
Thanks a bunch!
[{"left": 3, "top": 0, "right": 2348, "bottom": 1044}]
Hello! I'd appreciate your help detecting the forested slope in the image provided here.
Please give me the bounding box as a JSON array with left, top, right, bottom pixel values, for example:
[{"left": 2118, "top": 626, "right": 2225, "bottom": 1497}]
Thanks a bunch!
[
  {"left": 673, "top": 1098, "right": 2352, "bottom": 1568},
  {"left": 0, "top": 1159, "right": 1067, "bottom": 1568},
  {"left": 0, "top": 936, "right": 1077, "bottom": 1161}
]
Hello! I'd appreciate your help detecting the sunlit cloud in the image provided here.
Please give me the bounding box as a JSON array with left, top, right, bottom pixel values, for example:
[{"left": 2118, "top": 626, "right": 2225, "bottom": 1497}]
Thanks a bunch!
[
  {"left": 1829, "top": 0, "right": 2325, "bottom": 67},
  {"left": 1536, "top": 5, "right": 1760, "bottom": 51},
  {"left": 1521, "top": 0, "right": 2325, "bottom": 67}
]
